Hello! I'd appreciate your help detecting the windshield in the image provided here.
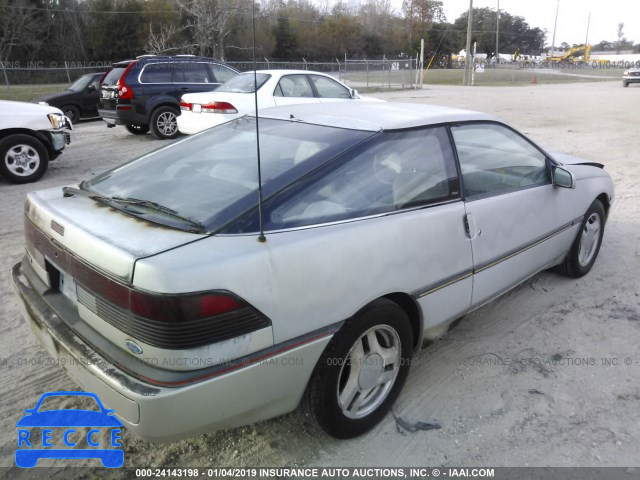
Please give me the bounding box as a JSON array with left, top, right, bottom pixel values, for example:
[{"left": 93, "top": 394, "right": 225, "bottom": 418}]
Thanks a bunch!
[
  {"left": 85, "top": 118, "right": 373, "bottom": 233},
  {"left": 216, "top": 73, "right": 270, "bottom": 93},
  {"left": 67, "top": 74, "right": 92, "bottom": 92},
  {"left": 102, "top": 64, "right": 129, "bottom": 86}
]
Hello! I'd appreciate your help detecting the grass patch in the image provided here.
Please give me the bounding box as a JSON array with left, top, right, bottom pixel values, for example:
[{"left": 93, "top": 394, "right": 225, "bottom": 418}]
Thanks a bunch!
[
  {"left": 343, "top": 66, "right": 619, "bottom": 88},
  {"left": 0, "top": 84, "right": 68, "bottom": 102},
  {"left": 420, "top": 68, "right": 614, "bottom": 86}
]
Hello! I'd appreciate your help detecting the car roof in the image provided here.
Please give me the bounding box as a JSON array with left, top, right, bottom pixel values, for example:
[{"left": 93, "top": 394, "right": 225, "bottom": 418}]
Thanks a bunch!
[
  {"left": 259, "top": 102, "right": 499, "bottom": 131},
  {"left": 240, "top": 69, "right": 335, "bottom": 76}
]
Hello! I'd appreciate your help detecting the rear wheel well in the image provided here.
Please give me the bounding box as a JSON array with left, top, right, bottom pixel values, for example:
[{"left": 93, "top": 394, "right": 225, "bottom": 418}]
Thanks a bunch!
[
  {"left": 382, "top": 293, "right": 422, "bottom": 351},
  {"left": 149, "top": 102, "right": 179, "bottom": 116}
]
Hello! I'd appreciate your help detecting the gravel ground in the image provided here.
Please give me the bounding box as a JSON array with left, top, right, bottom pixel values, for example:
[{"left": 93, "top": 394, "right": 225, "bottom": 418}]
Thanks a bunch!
[{"left": 0, "top": 81, "right": 639, "bottom": 476}]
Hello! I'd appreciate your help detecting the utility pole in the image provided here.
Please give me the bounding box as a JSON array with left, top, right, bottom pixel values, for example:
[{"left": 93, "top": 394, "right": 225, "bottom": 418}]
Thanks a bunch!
[
  {"left": 550, "top": 0, "right": 560, "bottom": 58},
  {"left": 463, "top": 0, "right": 474, "bottom": 85},
  {"left": 496, "top": 0, "right": 500, "bottom": 63},
  {"left": 585, "top": 12, "right": 591, "bottom": 46}
]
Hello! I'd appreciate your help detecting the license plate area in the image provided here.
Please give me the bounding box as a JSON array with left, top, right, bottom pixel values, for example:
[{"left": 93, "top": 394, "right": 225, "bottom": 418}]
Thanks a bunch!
[
  {"left": 192, "top": 104, "right": 202, "bottom": 113},
  {"left": 101, "top": 89, "right": 116, "bottom": 99},
  {"left": 45, "top": 260, "right": 78, "bottom": 307}
]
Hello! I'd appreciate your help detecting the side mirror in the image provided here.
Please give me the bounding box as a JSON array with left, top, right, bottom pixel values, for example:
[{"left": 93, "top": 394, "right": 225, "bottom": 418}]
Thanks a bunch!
[
  {"left": 552, "top": 165, "right": 575, "bottom": 189},
  {"left": 350, "top": 88, "right": 359, "bottom": 99},
  {"left": 87, "top": 85, "right": 96, "bottom": 92}
]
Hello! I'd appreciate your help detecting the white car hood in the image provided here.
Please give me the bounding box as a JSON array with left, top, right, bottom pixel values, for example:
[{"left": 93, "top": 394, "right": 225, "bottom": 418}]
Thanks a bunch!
[
  {"left": 0, "top": 100, "right": 65, "bottom": 130},
  {"left": 550, "top": 150, "right": 604, "bottom": 168}
]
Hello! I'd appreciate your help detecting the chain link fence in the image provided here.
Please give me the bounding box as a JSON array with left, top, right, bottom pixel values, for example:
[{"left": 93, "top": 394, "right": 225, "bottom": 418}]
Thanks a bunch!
[
  {"left": 0, "top": 57, "right": 626, "bottom": 99},
  {"left": 0, "top": 59, "right": 421, "bottom": 91},
  {"left": 226, "top": 59, "right": 420, "bottom": 90},
  {"left": 0, "top": 62, "right": 108, "bottom": 87}
]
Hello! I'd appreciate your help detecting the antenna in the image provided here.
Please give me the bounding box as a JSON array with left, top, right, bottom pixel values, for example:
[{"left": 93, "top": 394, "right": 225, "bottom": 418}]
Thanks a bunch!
[{"left": 252, "top": 0, "right": 266, "bottom": 243}]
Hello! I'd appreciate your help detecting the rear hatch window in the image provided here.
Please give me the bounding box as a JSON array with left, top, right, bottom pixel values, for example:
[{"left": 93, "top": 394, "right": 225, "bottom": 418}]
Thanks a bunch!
[{"left": 101, "top": 63, "right": 131, "bottom": 86}]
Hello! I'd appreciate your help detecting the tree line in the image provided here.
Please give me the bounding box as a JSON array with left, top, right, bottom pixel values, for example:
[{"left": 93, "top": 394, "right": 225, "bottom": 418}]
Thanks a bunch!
[{"left": 0, "top": 0, "right": 581, "bottom": 65}]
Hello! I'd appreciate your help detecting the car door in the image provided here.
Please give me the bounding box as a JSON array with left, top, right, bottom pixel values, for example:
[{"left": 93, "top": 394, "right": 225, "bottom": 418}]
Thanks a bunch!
[
  {"left": 307, "top": 74, "right": 353, "bottom": 103},
  {"left": 272, "top": 75, "right": 320, "bottom": 106},
  {"left": 81, "top": 74, "right": 101, "bottom": 115},
  {"left": 451, "top": 122, "right": 578, "bottom": 308},
  {"left": 263, "top": 126, "right": 474, "bottom": 336}
]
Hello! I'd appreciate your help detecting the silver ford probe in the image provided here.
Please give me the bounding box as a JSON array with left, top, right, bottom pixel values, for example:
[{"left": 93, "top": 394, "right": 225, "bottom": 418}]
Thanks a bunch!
[{"left": 13, "top": 102, "right": 614, "bottom": 441}]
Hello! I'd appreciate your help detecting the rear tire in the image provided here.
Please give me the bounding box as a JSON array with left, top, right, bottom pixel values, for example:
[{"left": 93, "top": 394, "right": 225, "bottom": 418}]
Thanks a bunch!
[
  {"left": 303, "top": 299, "right": 413, "bottom": 438},
  {"left": 0, "top": 134, "right": 49, "bottom": 183},
  {"left": 125, "top": 124, "right": 150, "bottom": 135},
  {"left": 150, "top": 106, "right": 180, "bottom": 140},
  {"left": 555, "top": 199, "right": 606, "bottom": 278}
]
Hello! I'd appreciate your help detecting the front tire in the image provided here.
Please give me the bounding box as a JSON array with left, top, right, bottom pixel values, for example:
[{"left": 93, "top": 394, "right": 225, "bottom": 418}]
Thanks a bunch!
[
  {"left": 0, "top": 134, "right": 49, "bottom": 183},
  {"left": 303, "top": 299, "right": 413, "bottom": 438},
  {"left": 555, "top": 199, "right": 606, "bottom": 278},
  {"left": 61, "top": 104, "right": 80, "bottom": 123},
  {"left": 150, "top": 106, "right": 180, "bottom": 140}
]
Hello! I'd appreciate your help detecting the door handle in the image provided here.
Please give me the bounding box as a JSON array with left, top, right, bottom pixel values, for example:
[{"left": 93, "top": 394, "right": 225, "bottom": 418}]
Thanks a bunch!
[{"left": 464, "top": 213, "right": 478, "bottom": 239}]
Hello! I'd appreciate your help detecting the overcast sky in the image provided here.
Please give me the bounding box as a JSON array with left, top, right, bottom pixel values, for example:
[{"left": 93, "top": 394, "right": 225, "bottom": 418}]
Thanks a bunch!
[{"left": 405, "top": 0, "right": 639, "bottom": 47}]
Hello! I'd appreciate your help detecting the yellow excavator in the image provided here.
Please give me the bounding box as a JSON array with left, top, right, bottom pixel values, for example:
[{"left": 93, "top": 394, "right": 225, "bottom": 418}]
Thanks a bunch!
[{"left": 547, "top": 45, "right": 591, "bottom": 64}]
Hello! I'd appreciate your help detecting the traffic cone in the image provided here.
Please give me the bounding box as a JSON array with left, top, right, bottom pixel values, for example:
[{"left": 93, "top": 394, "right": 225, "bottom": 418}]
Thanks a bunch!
[{"left": 532, "top": 73, "right": 538, "bottom": 84}]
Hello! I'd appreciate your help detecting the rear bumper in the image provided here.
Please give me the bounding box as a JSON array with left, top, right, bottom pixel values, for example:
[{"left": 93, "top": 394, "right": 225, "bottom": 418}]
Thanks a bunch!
[
  {"left": 176, "top": 111, "right": 238, "bottom": 135},
  {"left": 12, "top": 260, "right": 332, "bottom": 442},
  {"left": 98, "top": 107, "right": 146, "bottom": 127}
]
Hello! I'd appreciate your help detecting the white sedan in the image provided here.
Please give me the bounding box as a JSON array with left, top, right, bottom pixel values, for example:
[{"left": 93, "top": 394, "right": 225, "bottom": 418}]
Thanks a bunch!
[
  {"left": 177, "top": 69, "right": 370, "bottom": 134},
  {"left": 13, "top": 102, "right": 613, "bottom": 442}
]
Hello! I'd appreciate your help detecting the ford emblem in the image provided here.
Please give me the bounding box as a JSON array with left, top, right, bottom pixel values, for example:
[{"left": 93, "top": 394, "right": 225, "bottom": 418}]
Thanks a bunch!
[{"left": 125, "top": 340, "right": 143, "bottom": 355}]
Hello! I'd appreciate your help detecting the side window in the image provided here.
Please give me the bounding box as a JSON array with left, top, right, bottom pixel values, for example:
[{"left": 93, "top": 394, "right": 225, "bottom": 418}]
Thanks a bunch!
[
  {"left": 88, "top": 75, "right": 101, "bottom": 90},
  {"left": 267, "top": 127, "right": 458, "bottom": 229},
  {"left": 175, "top": 62, "right": 212, "bottom": 83},
  {"left": 451, "top": 123, "right": 549, "bottom": 198},
  {"left": 139, "top": 63, "right": 173, "bottom": 83},
  {"left": 275, "top": 75, "right": 314, "bottom": 98},
  {"left": 309, "top": 75, "right": 351, "bottom": 98},
  {"left": 209, "top": 64, "right": 236, "bottom": 84}
]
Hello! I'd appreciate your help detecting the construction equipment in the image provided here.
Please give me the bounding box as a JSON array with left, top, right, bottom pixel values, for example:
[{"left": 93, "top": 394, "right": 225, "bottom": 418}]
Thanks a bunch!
[{"left": 547, "top": 44, "right": 591, "bottom": 64}]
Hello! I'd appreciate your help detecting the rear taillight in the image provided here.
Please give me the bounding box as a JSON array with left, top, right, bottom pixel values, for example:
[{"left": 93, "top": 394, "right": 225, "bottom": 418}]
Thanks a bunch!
[
  {"left": 201, "top": 101, "right": 238, "bottom": 114},
  {"left": 116, "top": 61, "right": 136, "bottom": 100},
  {"left": 180, "top": 100, "right": 192, "bottom": 111},
  {"left": 130, "top": 291, "right": 244, "bottom": 323},
  {"left": 117, "top": 80, "right": 134, "bottom": 99}
]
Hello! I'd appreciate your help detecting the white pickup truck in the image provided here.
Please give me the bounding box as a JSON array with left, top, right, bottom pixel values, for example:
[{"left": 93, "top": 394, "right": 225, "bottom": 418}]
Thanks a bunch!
[{"left": 0, "top": 100, "right": 72, "bottom": 183}]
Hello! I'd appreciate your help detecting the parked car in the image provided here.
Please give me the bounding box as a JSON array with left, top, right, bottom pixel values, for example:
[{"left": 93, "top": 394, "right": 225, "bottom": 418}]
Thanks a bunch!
[
  {"left": 622, "top": 68, "right": 640, "bottom": 87},
  {"left": 15, "top": 391, "right": 123, "bottom": 468},
  {"left": 13, "top": 102, "right": 613, "bottom": 441},
  {"left": 34, "top": 72, "right": 105, "bottom": 123},
  {"left": 98, "top": 55, "right": 238, "bottom": 139},
  {"left": 0, "top": 100, "right": 72, "bottom": 183},
  {"left": 178, "top": 69, "right": 374, "bottom": 134}
]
